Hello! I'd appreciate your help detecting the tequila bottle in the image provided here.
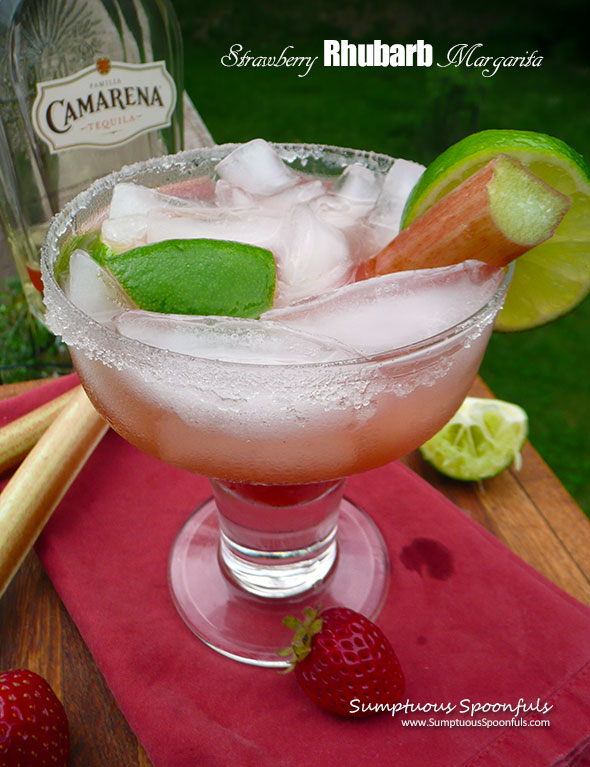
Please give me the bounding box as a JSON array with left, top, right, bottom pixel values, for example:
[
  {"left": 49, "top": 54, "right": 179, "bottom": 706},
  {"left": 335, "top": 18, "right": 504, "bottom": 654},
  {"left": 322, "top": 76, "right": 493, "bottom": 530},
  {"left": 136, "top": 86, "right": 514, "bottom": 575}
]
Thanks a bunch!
[{"left": 0, "top": 0, "right": 186, "bottom": 320}]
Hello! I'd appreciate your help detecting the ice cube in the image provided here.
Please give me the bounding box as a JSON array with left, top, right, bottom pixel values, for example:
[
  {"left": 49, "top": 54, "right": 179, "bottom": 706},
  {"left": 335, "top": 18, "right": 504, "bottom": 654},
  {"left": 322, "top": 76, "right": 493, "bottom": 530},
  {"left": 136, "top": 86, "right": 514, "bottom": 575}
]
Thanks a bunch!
[
  {"left": 264, "top": 261, "right": 504, "bottom": 356},
  {"left": 103, "top": 182, "right": 217, "bottom": 251},
  {"left": 272, "top": 204, "right": 353, "bottom": 306},
  {"left": 331, "top": 163, "right": 383, "bottom": 203},
  {"left": 215, "top": 178, "right": 324, "bottom": 217},
  {"left": 144, "top": 210, "right": 281, "bottom": 249},
  {"left": 109, "top": 182, "right": 206, "bottom": 218},
  {"left": 260, "top": 179, "right": 324, "bottom": 213},
  {"left": 366, "top": 159, "right": 426, "bottom": 249},
  {"left": 311, "top": 164, "right": 383, "bottom": 232},
  {"left": 215, "top": 180, "right": 256, "bottom": 209},
  {"left": 66, "top": 250, "right": 133, "bottom": 327},
  {"left": 114, "top": 310, "right": 359, "bottom": 363},
  {"left": 101, "top": 214, "right": 149, "bottom": 251},
  {"left": 216, "top": 139, "right": 298, "bottom": 196},
  {"left": 311, "top": 194, "right": 371, "bottom": 231}
]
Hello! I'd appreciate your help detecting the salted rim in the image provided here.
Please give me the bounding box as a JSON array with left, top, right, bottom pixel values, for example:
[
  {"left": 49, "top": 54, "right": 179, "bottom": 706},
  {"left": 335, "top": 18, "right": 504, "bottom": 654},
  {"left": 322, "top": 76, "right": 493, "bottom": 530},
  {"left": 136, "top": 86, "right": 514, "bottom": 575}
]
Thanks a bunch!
[{"left": 40, "top": 142, "right": 513, "bottom": 372}]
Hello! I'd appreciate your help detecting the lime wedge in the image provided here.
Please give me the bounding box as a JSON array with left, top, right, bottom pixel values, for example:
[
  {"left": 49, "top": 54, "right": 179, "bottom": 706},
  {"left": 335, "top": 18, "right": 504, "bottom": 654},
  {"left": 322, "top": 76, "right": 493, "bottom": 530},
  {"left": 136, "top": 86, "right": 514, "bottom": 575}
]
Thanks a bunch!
[
  {"left": 401, "top": 130, "right": 590, "bottom": 330},
  {"left": 55, "top": 232, "right": 114, "bottom": 283},
  {"left": 69, "top": 232, "right": 114, "bottom": 266},
  {"left": 419, "top": 396, "right": 528, "bottom": 481},
  {"left": 105, "top": 239, "right": 276, "bottom": 318}
]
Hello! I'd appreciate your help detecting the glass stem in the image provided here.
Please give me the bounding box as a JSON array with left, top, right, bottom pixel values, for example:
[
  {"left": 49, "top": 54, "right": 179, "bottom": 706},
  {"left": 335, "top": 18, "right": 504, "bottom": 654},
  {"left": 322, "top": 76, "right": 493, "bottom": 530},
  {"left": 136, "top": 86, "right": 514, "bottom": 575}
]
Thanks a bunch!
[{"left": 212, "top": 478, "right": 346, "bottom": 598}]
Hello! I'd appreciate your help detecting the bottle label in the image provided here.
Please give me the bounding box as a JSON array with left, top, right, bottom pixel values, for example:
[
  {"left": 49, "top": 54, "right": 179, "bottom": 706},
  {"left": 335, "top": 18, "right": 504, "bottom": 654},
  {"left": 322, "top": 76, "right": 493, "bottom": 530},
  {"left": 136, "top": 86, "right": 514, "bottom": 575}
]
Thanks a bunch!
[{"left": 31, "top": 60, "right": 177, "bottom": 154}]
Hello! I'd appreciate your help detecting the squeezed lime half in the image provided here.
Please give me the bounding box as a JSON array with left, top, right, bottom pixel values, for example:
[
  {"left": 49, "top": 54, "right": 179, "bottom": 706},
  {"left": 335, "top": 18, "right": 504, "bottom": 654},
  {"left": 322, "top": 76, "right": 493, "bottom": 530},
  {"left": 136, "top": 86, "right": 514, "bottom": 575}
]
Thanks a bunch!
[{"left": 420, "top": 396, "right": 528, "bottom": 481}]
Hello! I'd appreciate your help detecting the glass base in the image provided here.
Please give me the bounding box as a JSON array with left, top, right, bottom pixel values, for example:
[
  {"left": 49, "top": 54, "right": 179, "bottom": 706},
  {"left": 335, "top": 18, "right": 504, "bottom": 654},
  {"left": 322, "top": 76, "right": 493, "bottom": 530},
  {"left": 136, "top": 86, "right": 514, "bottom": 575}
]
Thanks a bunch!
[{"left": 168, "top": 496, "right": 390, "bottom": 667}]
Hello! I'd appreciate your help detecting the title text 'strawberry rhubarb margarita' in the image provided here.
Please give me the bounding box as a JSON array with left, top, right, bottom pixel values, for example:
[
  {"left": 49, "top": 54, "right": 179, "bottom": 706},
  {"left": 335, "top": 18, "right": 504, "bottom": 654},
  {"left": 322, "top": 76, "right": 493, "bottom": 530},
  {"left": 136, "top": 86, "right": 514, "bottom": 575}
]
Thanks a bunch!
[{"left": 41, "top": 140, "right": 563, "bottom": 665}]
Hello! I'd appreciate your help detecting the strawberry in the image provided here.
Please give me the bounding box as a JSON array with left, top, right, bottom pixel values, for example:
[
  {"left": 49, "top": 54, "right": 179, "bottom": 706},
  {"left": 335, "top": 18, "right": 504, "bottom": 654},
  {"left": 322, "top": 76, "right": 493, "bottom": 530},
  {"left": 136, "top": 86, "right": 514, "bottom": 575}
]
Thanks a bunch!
[
  {"left": 0, "top": 669, "right": 69, "bottom": 766},
  {"left": 280, "top": 606, "right": 405, "bottom": 717}
]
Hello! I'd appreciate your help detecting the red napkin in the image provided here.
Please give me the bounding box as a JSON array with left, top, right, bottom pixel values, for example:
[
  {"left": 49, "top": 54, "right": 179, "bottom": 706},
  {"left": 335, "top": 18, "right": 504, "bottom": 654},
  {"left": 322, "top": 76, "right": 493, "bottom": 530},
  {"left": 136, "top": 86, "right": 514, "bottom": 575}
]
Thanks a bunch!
[{"left": 2, "top": 374, "right": 589, "bottom": 767}]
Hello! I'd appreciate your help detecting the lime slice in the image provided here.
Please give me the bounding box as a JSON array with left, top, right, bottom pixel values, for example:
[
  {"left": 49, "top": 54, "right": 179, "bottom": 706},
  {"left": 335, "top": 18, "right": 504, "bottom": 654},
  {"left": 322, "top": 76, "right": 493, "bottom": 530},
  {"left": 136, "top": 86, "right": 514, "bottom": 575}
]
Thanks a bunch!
[
  {"left": 401, "top": 130, "right": 590, "bottom": 330},
  {"left": 419, "top": 396, "right": 528, "bottom": 481},
  {"left": 105, "top": 238, "right": 276, "bottom": 318}
]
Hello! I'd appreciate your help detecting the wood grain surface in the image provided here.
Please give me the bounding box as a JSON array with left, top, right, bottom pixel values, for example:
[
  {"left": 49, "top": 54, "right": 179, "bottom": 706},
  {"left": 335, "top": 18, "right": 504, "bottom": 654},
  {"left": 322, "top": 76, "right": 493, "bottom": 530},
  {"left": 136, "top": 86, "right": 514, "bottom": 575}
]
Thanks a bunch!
[{"left": 0, "top": 377, "right": 589, "bottom": 766}]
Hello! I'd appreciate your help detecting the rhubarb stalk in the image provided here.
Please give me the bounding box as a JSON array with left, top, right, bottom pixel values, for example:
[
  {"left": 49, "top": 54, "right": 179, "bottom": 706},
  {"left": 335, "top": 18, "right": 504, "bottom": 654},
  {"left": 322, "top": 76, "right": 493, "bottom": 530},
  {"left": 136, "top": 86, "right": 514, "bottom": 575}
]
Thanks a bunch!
[
  {"left": 358, "top": 154, "right": 571, "bottom": 279},
  {"left": 0, "top": 387, "right": 77, "bottom": 475},
  {"left": 0, "top": 387, "right": 108, "bottom": 599}
]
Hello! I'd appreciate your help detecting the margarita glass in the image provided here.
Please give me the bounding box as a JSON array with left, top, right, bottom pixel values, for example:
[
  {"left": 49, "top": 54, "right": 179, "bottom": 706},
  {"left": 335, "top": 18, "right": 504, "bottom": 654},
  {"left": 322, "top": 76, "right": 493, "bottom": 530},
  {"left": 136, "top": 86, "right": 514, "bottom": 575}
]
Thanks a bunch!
[{"left": 41, "top": 144, "right": 512, "bottom": 666}]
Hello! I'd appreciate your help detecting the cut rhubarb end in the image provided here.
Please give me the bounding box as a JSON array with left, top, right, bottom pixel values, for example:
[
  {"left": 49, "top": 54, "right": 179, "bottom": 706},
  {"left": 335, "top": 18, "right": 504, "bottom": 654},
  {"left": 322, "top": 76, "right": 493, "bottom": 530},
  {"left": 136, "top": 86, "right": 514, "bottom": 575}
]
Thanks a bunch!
[
  {"left": 360, "top": 154, "right": 571, "bottom": 278},
  {"left": 487, "top": 155, "right": 571, "bottom": 246}
]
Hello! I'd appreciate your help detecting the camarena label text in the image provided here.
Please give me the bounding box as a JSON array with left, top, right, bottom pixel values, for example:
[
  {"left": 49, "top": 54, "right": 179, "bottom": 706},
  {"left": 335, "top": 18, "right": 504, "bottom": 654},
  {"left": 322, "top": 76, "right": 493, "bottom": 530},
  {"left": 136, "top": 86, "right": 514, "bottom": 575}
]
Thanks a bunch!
[
  {"left": 324, "top": 39, "right": 433, "bottom": 67},
  {"left": 32, "top": 60, "right": 176, "bottom": 153}
]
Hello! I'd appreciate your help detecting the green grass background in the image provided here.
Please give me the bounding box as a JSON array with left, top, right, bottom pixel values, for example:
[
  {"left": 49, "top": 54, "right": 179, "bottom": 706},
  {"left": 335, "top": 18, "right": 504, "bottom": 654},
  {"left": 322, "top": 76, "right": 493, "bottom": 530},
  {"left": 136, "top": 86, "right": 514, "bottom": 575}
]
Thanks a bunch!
[
  {"left": 177, "top": 0, "right": 589, "bottom": 512},
  {"left": 2, "top": 0, "right": 588, "bottom": 513}
]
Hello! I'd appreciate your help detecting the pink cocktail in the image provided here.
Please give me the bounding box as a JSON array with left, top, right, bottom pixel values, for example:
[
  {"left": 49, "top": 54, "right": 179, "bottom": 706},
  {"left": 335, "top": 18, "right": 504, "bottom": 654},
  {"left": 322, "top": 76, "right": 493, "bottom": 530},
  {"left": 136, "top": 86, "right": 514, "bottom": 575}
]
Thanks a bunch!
[{"left": 41, "top": 143, "right": 512, "bottom": 665}]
